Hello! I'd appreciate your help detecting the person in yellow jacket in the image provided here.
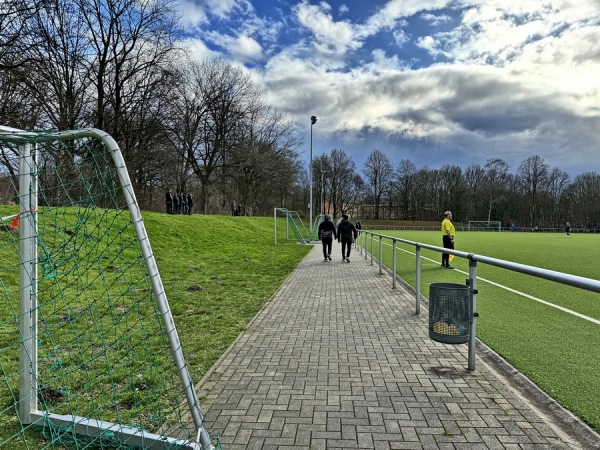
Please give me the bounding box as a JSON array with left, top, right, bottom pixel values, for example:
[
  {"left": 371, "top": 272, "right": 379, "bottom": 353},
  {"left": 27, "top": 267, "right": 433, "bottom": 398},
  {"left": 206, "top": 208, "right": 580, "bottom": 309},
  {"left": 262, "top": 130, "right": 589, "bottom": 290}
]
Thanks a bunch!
[{"left": 441, "top": 211, "right": 455, "bottom": 269}]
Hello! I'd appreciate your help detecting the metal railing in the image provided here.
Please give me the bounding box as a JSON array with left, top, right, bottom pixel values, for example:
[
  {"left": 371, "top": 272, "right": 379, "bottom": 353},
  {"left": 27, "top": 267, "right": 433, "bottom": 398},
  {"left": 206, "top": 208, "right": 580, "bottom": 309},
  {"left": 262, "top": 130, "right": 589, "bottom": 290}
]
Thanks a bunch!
[{"left": 356, "top": 230, "right": 600, "bottom": 371}]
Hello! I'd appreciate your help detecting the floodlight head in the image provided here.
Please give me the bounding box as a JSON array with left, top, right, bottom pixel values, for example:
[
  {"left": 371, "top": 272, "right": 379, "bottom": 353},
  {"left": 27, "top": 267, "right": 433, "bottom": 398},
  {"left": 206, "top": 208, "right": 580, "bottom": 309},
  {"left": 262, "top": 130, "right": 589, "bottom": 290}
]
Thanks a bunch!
[{"left": 311, "top": 116, "right": 317, "bottom": 125}]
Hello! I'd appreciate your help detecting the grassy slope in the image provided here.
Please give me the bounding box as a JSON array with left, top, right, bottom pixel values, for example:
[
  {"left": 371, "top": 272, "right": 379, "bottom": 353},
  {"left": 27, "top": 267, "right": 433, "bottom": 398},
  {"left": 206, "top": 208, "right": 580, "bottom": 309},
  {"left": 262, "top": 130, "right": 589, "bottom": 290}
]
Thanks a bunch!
[{"left": 142, "top": 212, "right": 312, "bottom": 377}]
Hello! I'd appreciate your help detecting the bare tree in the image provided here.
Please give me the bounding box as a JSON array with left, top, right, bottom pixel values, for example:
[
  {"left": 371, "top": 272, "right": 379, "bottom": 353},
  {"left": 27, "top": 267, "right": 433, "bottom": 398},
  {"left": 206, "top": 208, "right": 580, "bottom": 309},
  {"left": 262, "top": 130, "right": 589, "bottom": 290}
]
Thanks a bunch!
[
  {"left": 438, "top": 164, "right": 466, "bottom": 220},
  {"left": 21, "top": 0, "right": 90, "bottom": 130},
  {"left": 412, "top": 167, "right": 436, "bottom": 220},
  {"left": 174, "top": 59, "right": 261, "bottom": 213},
  {"left": 78, "top": 0, "right": 180, "bottom": 136},
  {"left": 229, "top": 104, "right": 302, "bottom": 215},
  {"left": 483, "top": 158, "right": 510, "bottom": 221},
  {"left": 464, "top": 163, "right": 485, "bottom": 220},
  {"left": 546, "top": 167, "right": 570, "bottom": 226},
  {"left": 363, "top": 149, "right": 393, "bottom": 219},
  {"left": 393, "top": 159, "right": 417, "bottom": 220},
  {"left": 0, "top": 0, "right": 45, "bottom": 70},
  {"left": 517, "top": 154, "right": 549, "bottom": 227},
  {"left": 566, "top": 172, "right": 600, "bottom": 229},
  {"left": 329, "top": 149, "right": 359, "bottom": 218},
  {"left": 71, "top": 0, "right": 182, "bottom": 201}
]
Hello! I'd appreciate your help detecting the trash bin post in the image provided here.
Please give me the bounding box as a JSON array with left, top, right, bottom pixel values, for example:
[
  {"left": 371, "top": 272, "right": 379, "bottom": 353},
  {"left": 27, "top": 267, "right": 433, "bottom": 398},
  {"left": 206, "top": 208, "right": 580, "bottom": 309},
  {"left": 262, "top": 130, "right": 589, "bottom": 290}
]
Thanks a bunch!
[
  {"left": 468, "top": 259, "right": 478, "bottom": 371},
  {"left": 379, "top": 236, "right": 383, "bottom": 275},
  {"left": 415, "top": 245, "right": 421, "bottom": 315},
  {"left": 392, "top": 239, "right": 397, "bottom": 289}
]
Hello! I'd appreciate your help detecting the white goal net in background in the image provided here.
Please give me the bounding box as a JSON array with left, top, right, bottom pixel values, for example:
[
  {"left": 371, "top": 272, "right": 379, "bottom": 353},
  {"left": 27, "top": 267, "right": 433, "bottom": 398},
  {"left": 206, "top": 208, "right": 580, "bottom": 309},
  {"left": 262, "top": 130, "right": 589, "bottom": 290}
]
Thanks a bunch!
[{"left": 468, "top": 221, "right": 502, "bottom": 231}]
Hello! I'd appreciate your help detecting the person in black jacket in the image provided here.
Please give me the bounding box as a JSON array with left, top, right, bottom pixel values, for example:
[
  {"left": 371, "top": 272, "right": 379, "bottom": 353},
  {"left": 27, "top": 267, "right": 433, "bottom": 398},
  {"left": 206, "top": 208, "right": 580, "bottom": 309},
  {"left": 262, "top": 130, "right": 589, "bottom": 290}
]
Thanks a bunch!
[
  {"left": 318, "top": 214, "right": 337, "bottom": 261},
  {"left": 187, "top": 193, "right": 193, "bottom": 215},
  {"left": 172, "top": 193, "right": 180, "bottom": 214},
  {"left": 337, "top": 214, "right": 357, "bottom": 262},
  {"left": 165, "top": 189, "right": 173, "bottom": 214}
]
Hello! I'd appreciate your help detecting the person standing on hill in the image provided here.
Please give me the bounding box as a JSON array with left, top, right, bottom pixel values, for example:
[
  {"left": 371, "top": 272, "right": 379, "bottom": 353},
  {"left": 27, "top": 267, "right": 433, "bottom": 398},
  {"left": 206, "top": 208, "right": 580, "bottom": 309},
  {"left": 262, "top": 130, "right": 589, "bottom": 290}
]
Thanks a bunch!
[
  {"left": 187, "top": 193, "right": 193, "bottom": 215},
  {"left": 181, "top": 192, "right": 188, "bottom": 215},
  {"left": 318, "top": 214, "right": 337, "bottom": 261},
  {"left": 337, "top": 214, "right": 357, "bottom": 262},
  {"left": 441, "top": 211, "right": 455, "bottom": 269},
  {"left": 165, "top": 189, "right": 173, "bottom": 214},
  {"left": 173, "top": 193, "right": 180, "bottom": 214}
]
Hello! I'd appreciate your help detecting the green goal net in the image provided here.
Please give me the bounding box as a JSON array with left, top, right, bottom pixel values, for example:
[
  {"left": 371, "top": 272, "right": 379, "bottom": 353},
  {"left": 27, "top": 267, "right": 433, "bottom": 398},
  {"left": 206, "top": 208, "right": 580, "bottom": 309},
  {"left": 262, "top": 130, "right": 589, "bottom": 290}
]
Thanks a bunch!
[
  {"left": 274, "top": 208, "right": 313, "bottom": 244},
  {"left": 0, "top": 127, "right": 216, "bottom": 449},
  {"left": 467, "top": 220, "right": 502, "bottom": 232}
]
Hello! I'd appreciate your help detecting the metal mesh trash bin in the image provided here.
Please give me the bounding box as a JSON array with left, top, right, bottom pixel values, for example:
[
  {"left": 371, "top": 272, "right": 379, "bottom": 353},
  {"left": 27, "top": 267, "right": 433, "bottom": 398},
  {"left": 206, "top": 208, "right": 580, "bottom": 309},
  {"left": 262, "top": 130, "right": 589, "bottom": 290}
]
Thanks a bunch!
[{"left": 429, "top": 283, "right": 471, "bottom": 344}]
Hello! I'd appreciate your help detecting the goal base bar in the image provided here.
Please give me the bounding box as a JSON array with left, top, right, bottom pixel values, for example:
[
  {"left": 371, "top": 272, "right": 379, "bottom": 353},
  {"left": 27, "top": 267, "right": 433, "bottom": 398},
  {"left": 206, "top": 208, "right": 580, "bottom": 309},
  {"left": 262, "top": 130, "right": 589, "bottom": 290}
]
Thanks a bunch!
[{"left": 30, "top": 411, "right": 210, "bottom": 450}]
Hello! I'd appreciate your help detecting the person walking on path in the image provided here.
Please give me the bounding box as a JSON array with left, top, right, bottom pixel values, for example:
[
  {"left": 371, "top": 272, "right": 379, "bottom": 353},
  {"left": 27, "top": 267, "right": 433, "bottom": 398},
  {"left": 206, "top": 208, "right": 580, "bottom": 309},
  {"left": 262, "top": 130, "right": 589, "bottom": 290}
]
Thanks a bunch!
[
  {"left": 337, "top": 214, "right": 357, "bottom": 262},
  {"left": 441, "top": 210, "right": 455, "bottom": 269},
  {"left": 318, "top": 214, "right": 337, "bottom": 261}
]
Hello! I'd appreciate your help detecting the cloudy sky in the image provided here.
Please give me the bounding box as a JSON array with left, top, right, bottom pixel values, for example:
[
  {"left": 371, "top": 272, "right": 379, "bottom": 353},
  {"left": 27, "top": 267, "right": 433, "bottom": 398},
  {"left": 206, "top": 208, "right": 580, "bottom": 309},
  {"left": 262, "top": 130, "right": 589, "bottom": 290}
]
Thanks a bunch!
[{"left": 175, "top": 0, "right": 600, "bottom": 177}]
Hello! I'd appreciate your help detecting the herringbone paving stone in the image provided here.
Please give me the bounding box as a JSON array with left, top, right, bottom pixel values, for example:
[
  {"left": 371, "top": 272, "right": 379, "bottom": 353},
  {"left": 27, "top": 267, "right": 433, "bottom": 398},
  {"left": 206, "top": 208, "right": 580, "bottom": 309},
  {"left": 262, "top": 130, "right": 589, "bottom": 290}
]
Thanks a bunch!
[{"left": 195, "top": 242, "right": 599, "bottom": 449}]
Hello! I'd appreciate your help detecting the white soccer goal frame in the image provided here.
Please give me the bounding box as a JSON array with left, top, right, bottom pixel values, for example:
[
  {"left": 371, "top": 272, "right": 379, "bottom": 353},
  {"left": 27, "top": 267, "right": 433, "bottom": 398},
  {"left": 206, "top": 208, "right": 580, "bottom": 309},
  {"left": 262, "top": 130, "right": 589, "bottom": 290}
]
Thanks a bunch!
[
  {"left": 0, "top": 126, "right": 213, "bottom": 450},
  {"left": 467, "top": 220, "right": 502, "bottom": 232},
  {"left": 274, "top": 207, "right": 312, "bottom": 244}
]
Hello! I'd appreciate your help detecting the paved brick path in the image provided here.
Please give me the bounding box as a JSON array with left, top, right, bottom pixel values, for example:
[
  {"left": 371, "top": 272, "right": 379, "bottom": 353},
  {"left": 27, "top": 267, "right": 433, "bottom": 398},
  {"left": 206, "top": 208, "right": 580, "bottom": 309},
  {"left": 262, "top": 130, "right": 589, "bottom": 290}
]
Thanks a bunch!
[{"left": 195, "top": 242, "right": 599, "bottom": 449}]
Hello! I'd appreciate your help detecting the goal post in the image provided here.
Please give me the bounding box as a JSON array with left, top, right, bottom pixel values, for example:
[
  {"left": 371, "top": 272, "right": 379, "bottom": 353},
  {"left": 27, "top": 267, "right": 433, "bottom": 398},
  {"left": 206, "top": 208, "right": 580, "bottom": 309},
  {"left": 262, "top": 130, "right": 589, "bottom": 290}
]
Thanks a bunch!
[
  {"left": 0, "top": 126, "right": 215, "bottom": 449},
  {"left": 274, "top": 207, "right": 316, "bottom": 244},
  {"left": 468, "top": 220, "right": 502, "bottom": 231}
]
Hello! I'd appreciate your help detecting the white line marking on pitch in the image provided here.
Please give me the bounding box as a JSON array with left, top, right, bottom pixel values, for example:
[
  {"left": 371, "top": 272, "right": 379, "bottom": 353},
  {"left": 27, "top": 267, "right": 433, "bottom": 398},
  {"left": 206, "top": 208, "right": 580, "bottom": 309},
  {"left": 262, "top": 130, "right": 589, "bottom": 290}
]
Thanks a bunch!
[{"left": 377, "top": 241, "right": 600, "bottom": 326}]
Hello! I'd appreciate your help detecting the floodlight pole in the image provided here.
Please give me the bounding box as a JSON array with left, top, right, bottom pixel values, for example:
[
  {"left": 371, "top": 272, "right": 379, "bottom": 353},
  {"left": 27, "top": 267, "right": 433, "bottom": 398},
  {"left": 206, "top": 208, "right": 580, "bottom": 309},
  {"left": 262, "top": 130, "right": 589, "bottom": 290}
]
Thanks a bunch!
[{"left": 309, "top": 115, "right": 317, "bottom": 237}]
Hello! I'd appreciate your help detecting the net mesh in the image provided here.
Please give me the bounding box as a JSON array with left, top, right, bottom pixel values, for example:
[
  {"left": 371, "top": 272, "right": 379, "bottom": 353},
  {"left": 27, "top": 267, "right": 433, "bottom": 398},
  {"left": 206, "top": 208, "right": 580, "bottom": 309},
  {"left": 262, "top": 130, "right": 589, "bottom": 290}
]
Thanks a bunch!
[
  {"left": 0, "top": 130, "right": 217, "bottom": 449},
  {"left": 467, "top": 221, "right": 501, "bottom": 231},
  {"left": 274, "top": 208, "right": 311, "bottom": 244}
]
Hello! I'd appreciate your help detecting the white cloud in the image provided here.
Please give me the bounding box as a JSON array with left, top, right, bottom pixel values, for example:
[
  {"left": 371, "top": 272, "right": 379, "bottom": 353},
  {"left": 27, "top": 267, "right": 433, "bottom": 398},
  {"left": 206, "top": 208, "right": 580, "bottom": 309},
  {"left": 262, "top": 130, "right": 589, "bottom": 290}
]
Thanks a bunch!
[
  {"left": 230, "top": 35, "right": 264, "bottom": 63},
  {"left": 175, "top": 0, "right": 252, "bottom": 27},
  {"left": 180, "top": 37, "right": 222, "bottom": 61},
  {"left": 421, "top": 13, "right": 452, "bottom": 26},
  {"left": 362, "top": 0, "right": 451, "bottom": 32},
  {"left": 294, "top": 1, "right": 361, "bottom": 54},
  {"left": 203, "top": 0, "right": 238, "bottom": 17},
  {"left": 176, "top": 0, "right": 209, "bottom": 27},
  {"left": 180, "top": 0, "right": 600, "bottom": 175}
]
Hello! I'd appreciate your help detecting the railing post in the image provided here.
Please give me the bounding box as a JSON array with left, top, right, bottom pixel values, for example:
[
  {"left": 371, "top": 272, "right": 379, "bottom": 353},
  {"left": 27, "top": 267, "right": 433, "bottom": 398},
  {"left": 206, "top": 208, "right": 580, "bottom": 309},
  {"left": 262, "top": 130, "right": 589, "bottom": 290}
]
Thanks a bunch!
[
  {"left": 370, "top": 234, "right": 374, "bottom": 266},
  {"left": 379, "top": 236, "right": 383, "bottom": 275},
  {"left": 415, "top": 245, "right": 421, "bottom": 315},
  {"left": 468, "top": 258, "right": 478, "bottom": 371},
  {"left": 392, "top": 239, "right": 397, "bottom": 289}
]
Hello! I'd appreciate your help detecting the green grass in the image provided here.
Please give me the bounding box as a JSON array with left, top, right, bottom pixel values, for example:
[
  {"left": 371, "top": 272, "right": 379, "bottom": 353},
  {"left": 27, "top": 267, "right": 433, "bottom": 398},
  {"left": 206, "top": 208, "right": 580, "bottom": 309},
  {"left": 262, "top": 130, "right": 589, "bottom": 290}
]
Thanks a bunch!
[{"left": 364, "top": 229, "right": 600, "bottom": 433}]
